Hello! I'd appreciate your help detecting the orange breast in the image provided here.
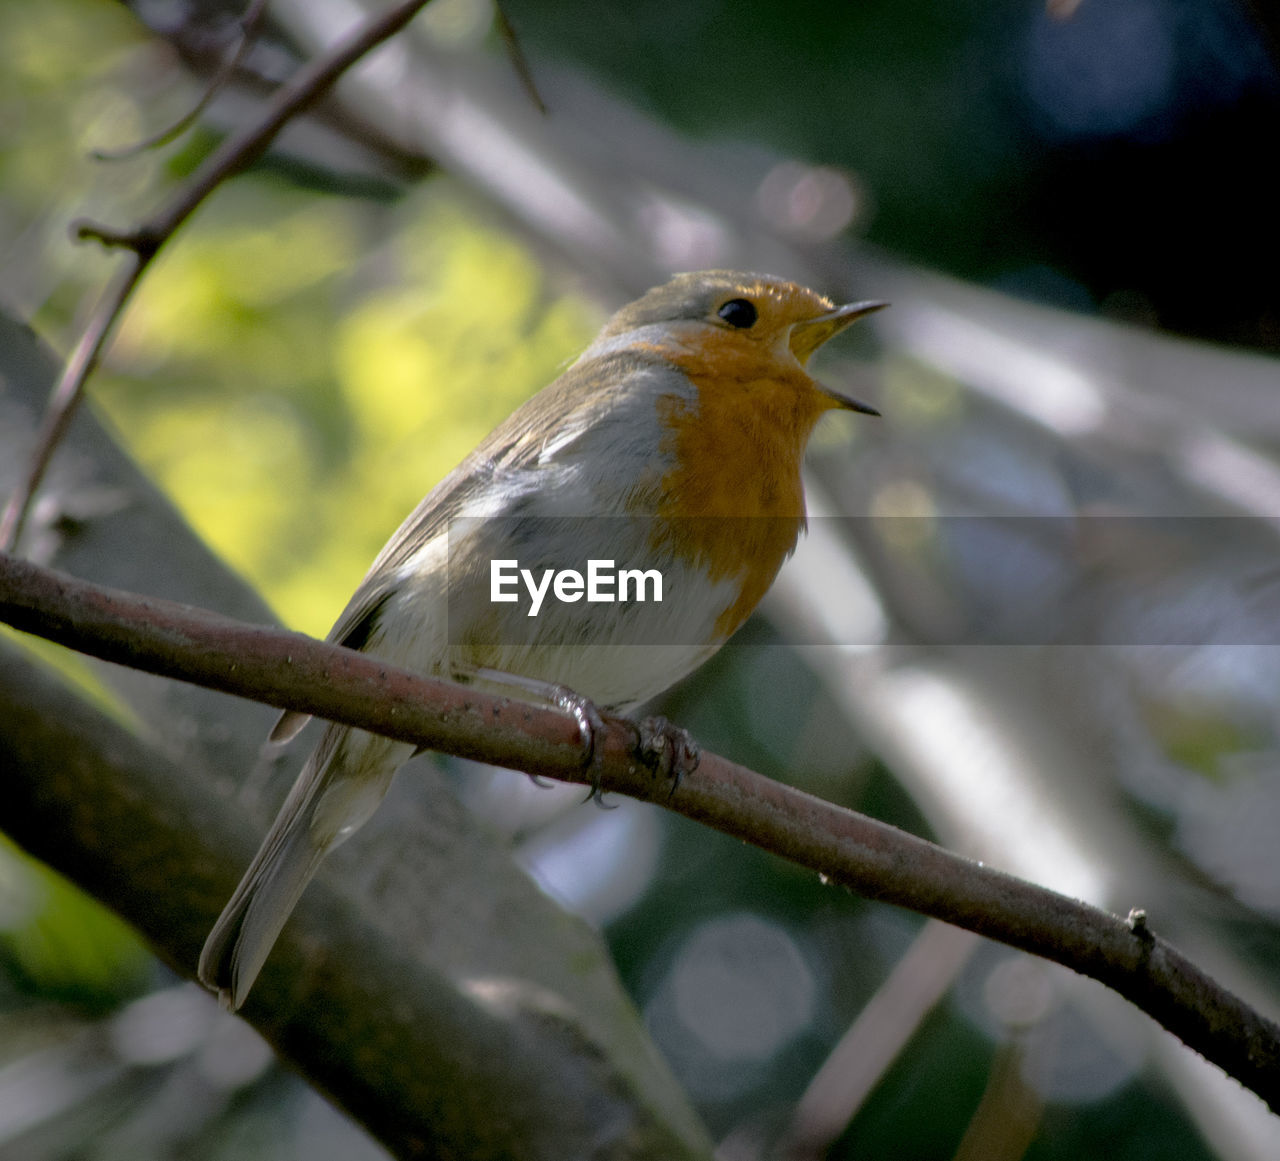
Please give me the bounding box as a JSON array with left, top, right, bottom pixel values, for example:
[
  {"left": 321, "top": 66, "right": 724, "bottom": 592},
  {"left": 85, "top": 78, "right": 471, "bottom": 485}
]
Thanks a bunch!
[{"left": 650, "top": 330, "right": 831, "bottom": 639}]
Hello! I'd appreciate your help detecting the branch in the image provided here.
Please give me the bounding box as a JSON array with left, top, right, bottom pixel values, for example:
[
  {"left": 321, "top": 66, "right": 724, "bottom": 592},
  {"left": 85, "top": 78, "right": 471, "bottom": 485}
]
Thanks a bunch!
[
  {"left": 2, "top": 551, "right": 1279, "bottom": 1112},
  {"left": 91, "top": 0, "right": 270, "bottom": 162},
  {"left": 494, "top": 1, "right": 548, "bottom": 115},
  {"left": 0, "top": 639, "right": 711, "bottom": 1161},
  {"left": 0, "top": 0, "right": 433, "bottom": 552}
]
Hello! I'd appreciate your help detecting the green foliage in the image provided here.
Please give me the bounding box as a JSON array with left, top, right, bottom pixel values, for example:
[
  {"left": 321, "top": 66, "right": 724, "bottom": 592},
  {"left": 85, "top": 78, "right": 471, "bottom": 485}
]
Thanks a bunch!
[
  {"left": 0, "top": 838, "right": 149, "bottom": 1013},
  {"left": 95, "top": 183, "right": 599, "bottom": 634}
]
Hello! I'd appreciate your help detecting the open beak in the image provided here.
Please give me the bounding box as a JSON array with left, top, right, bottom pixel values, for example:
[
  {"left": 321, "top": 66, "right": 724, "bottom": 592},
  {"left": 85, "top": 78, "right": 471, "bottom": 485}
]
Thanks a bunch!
[{"left": 789, "top": 299, "right": 887, "bottom": 415}]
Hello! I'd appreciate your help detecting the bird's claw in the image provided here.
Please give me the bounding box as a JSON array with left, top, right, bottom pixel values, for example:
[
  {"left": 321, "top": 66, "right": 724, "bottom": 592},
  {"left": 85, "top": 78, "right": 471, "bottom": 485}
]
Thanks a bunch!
[
  {"left": 542, "top": 684, "right": 612, "bottom": 807},
  {"left": 541, "top": 691, "right": 698, "bottom": 808},
  {"left": 634, "top": 715, "right": 700, "bottom": 798}
]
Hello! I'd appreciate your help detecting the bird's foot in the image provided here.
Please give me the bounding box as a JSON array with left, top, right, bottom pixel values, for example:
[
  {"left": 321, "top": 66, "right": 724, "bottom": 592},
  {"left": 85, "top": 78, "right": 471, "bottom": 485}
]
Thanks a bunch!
[
  {"left": 538, "top": 684, "right": 614, "bottom": 807},
  {"left": 456, "top": 666, "right": 604, "bottom": 797},
  {"left": 634, "top": 715, "right": 700, "bottom": 798}
]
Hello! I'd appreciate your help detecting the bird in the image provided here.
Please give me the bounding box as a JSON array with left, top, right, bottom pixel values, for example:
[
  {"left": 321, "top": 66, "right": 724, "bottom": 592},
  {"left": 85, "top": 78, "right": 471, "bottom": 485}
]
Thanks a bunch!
[{"left": 198, "top": 269, "right": 884, "bottom": 1011}]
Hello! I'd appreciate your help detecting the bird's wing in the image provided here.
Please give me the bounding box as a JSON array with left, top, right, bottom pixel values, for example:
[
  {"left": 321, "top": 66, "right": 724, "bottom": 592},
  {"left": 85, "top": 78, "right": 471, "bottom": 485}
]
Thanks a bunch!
[{"left": 269, "top": 349, "right": 667, "bottom": 744}]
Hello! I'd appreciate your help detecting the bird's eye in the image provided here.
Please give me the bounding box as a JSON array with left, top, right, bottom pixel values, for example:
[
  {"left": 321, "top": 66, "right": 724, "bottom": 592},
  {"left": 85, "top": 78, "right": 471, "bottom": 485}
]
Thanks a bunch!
[{"left": 717, "top": 298, "right": 758, "bottom": 329}]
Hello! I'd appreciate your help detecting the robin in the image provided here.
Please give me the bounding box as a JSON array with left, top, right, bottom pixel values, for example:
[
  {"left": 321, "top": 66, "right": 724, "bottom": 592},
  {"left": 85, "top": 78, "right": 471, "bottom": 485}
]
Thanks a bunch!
[{"left": 198, "top": 269, "right": 884, "bottom": 1010}]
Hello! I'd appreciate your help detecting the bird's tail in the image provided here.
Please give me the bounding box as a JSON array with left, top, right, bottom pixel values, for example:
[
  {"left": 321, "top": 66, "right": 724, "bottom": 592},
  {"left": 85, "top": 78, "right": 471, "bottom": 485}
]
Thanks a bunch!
[{"left": 198, "top": 725, "right": 403, "bottom": 1011}]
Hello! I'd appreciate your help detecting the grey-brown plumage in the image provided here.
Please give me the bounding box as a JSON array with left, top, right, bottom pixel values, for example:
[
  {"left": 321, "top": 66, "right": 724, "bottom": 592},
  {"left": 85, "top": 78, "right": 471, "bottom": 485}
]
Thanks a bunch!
[{"left": 197, "top": 271, "right": 882, "bottom": 1010}]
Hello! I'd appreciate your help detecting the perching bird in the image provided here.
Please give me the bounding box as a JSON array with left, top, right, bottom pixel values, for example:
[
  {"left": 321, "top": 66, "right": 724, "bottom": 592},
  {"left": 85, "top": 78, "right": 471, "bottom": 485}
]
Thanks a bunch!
[{"left": 198, "top": 270, "right": 883, "bottom": 1010}]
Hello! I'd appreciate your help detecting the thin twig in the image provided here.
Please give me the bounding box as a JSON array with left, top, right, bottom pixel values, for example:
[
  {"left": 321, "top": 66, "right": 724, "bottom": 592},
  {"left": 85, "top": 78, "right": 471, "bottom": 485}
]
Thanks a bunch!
[
  {"left": 0, "top": 260, "right": 144, "bottom": 550},
  {"left": 162, "top": 22, "right": 435, "bottom": 184},
  {"left": 494, "top": 1, "right": 548, "bottom": 115},
  {"left": 92, "top": 0, "right": 270, "bottom": 162},
  {"left": 139, "top": 0, "right": 432, "bottom": 245},
  {"left": 0, "top": 0, "right": 433, "bottom": 553},
  {"left": 2, "top": 550, "right": 1279, "bottom": 1112},
  {"left": 782, "top": 921, "right": 981, "bottom": 1159}
]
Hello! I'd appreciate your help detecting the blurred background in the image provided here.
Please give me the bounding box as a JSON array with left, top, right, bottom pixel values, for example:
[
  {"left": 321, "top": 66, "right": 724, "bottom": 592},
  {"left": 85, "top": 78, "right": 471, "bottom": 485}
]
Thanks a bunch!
[{"left": 3, "top": 0, "right": 1280, "bottom": 1157}]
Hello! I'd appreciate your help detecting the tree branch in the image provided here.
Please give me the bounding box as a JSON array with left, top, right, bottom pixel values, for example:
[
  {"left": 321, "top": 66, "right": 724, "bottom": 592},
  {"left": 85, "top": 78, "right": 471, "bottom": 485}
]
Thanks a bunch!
[
  {"left": 2, "top": 549, "right": 1278, "bottom": 1112},
  {"left": 91, "top": 0, "right": 270, "bottom": 162},
  {"left": 0, "top": 306, "right": 715, "bottom": 1160},
  {"left": 0, "top": 638, "right": 710, "bottom": 1161},
  {"left": 0, "top": 0, "right": 433, "bottom": 552}
]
